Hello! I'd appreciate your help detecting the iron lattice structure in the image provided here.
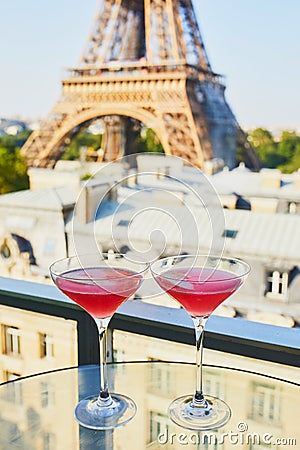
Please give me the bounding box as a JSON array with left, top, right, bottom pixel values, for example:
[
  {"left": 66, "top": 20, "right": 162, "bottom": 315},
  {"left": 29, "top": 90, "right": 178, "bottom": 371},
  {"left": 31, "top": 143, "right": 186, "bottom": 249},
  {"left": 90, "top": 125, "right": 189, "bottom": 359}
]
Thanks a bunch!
[{"left": 22, "top": 0, "right": 259, "bottom": 170}]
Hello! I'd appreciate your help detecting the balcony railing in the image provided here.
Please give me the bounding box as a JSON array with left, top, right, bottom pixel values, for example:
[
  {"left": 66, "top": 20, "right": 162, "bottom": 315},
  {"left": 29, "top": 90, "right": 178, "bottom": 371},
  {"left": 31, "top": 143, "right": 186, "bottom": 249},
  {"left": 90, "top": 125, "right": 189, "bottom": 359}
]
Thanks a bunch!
[{"left": 1, "top": 277, "right": 300, "bottom": 368}]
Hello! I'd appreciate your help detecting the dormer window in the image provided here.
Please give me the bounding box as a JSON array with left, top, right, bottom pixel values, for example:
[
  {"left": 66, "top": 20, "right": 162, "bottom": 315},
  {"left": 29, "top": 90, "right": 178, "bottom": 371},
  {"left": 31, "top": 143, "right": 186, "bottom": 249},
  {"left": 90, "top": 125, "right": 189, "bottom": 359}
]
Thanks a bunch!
[
  {"left": 266, "top": 270, "right": 289, "bottom": 300},
  {"left": 222, "top": 229, "right": 238, "bottom": 239}
]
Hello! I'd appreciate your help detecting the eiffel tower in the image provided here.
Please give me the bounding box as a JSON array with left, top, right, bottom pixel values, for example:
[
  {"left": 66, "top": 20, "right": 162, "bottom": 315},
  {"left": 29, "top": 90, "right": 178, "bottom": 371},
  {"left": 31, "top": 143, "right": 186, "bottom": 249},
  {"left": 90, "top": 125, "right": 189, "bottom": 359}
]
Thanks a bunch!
[{"left": 22, "top": 0, "right": 260, "bottom": 170}]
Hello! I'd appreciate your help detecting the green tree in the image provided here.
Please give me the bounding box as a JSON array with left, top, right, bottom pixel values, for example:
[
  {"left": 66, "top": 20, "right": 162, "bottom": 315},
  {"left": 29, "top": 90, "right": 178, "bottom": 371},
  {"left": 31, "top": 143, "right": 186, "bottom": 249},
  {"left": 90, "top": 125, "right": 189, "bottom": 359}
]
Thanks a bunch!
[
  {"left": 62, "top": 130, "right": 103, "bottom": 160},
  {"left": 248, "top": 128, "right": 284, "bottom": 168},
  {"left": 132, "top": 128, "right": 164, "bottom": 154},
  {"left": 0, "top": 147, "right": 29, "bottom": 194},
  {"left": 277, "top": 131, "right": 300, "bottom": 173},
  {"left": 278, "top": 131, "right": 300, "bottom": 159},
  {"left": 0, "top": 130, "right": 31, "bottom": 194},
  {"left": 276, "top": 131, "right": 300, "bottom": 173},
  {"left": 0, "top": 129, "right": 31, "bottom": 152},
  {"left": 248, "top": 128, "right": 300, "bottom": 173},
  {"left": 61, "top": 124, "right": 163, "bottom": 160}
]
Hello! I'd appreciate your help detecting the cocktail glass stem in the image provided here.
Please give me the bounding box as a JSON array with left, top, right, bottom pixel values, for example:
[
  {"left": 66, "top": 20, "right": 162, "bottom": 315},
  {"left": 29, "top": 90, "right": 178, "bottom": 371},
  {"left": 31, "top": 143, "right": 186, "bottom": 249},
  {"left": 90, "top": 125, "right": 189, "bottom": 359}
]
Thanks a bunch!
[
  {"left": 192, "top": 317, "right": 210, "bottom": 409},
  {"left": 95, "top": 318, "right": 112, "bottom": 407}
]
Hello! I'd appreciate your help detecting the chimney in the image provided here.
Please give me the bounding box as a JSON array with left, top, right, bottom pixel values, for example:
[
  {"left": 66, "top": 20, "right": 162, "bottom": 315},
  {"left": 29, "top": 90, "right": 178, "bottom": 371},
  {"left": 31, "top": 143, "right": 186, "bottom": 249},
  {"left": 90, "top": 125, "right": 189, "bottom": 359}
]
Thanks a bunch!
[
  {"left": 76, "top": 181, "right": 111, "bottom": 224},
  {"left": 260, "top": 169, "right": 281, "bottom": 189},
  {"left": 293, "top": 170, "right": 300, "bottom": 189}
]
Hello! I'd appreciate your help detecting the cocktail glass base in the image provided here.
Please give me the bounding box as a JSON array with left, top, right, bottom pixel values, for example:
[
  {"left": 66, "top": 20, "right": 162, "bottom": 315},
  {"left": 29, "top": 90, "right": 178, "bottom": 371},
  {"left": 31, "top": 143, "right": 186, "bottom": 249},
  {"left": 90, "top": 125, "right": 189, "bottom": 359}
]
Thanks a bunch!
[
  {"left": 74, "top": 393, "right": 136, "bottom": 430},
  {"left": 168, "top": 394, "right": 231, "bottom": 431}
]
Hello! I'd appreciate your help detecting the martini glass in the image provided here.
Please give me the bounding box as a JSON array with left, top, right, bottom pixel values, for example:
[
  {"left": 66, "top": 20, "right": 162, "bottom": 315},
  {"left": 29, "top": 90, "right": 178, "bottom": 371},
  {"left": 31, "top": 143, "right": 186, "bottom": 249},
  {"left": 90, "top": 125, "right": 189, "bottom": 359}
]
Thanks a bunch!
[
  {"left": 151, "top": 254, "right": 250, "bottom": 431},
  {"left": 50, "top": 253, "right": 147, "bottom": 430}
]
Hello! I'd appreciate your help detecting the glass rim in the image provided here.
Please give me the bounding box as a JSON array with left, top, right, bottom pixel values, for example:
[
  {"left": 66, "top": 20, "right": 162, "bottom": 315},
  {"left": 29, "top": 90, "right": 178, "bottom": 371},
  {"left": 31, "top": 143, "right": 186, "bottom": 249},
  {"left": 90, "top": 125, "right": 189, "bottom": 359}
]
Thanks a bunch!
[
  {"left": 49, "top": 252, "right": 149, "bottom": 281},
  {"left": 150, "top": 254, "right": 251, "bottom": 282}
]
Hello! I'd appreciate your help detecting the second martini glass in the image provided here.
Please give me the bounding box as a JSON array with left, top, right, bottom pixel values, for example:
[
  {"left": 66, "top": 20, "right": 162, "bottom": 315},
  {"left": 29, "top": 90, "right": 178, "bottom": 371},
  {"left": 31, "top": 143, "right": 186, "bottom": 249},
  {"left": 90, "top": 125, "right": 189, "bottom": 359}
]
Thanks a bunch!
[
  {"left": 50, "top": 253, "right": 147, "bottom": 430},
  {"left": 151, "top": 254, "right": 250, "bottom": 431}
]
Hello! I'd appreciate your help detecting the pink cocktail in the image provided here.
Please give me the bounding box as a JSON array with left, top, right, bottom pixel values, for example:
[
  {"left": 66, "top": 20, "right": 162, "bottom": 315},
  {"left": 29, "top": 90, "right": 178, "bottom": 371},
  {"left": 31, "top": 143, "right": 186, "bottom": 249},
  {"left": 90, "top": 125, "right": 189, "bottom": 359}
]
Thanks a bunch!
[
  {"left": 50, "top": 253, "right": 147, "bottom": 430},
  {"left": 57, "top": 267, "right": 142, "bottom": 319},
  {"left": 156, "top": 267, "right": 242, "bottom": 318},
  {"left": 151, "top": 255, "right": 250, "bottom": 431}
]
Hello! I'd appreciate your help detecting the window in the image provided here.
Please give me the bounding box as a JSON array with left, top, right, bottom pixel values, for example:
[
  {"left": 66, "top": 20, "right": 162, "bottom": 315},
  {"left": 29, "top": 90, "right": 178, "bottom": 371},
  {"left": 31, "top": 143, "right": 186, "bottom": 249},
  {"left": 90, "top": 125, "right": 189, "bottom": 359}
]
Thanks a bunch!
[
  {"left": 222, "top": 229, "right": 238, "bottom": 239},
  {"left": 250, "top": 443, "right": 277, "bottom": 450},
  {"left": 11, "top": 233, "right": 36, "bottom": 265},
  {"left": 250, "top": 382, "right": 280, "bottom": 423},
  {"left": 113, "top": 349, "right": 126, "bottom": 373},
  {"left": 39, "top": 333, "right": 54, "bottom": 358},
  {"left": 8, "top": 423, "right": 19, "bottom": 442},
  {"left": 42, "top": 431, "right": 55, "bottom": 450},
  {"left": 203, "top": 370, "right": 225, "bottom": 399},
  {"left": 288, "top": 202, "right": 300, "bottom": 214},
  {"left": 41, "top": 382, "right": 55, "bottom": 408},
  {"left": 202, "top": 434, "right": 223, "bottom": 450},
  {"left": 113, "top": 348, "right": 125, "bottom": 362},
  {"left": 6, "top": 371, "right": 20, "bottom": 381},
  {"left": 266, "top": 270, "right": 289, "bottom": 300},
  {"left": 118, "top": 219, "right": 130, "bottom": 227},
  {"left": 147, "top": 359, "right": 174, "bottom": 397},
  {"left": 0, "top": 242, "right": 11, "bottom": 259},
  {"left": 2, "top": 325, "right": 21, "bottom": 356},
  {"left": 149, "top": 411, "right": 172, "bottom": 444},
  {"left": 4, "top": 372, "right": 23, "bottom": 403}
]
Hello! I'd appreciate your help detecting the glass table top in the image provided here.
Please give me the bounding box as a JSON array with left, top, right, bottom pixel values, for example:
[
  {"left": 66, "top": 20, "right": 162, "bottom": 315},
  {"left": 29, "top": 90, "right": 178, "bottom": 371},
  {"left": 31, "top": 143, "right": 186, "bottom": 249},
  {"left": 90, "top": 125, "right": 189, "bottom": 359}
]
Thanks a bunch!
[{"left": 0, "top": 362, "right": 299, "bottom": 449}]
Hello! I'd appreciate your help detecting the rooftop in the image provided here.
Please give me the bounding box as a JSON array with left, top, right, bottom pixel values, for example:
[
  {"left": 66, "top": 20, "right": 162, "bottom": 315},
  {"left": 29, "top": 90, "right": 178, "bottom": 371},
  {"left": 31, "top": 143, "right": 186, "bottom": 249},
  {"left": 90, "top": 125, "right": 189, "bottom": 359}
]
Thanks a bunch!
[{"left": 0, "top": 186, "right": 77, "bottom": 211}]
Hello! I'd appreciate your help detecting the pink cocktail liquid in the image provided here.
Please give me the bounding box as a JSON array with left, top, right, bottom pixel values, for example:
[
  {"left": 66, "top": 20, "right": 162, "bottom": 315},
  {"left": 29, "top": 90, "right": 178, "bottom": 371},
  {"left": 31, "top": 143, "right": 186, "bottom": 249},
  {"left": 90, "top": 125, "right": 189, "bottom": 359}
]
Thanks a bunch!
[
  {"left": 57, "top": 267, "right": 142, "bottom": 319},
  {"left": 157, "top": 267, "right": 241, "bottom": 318}
]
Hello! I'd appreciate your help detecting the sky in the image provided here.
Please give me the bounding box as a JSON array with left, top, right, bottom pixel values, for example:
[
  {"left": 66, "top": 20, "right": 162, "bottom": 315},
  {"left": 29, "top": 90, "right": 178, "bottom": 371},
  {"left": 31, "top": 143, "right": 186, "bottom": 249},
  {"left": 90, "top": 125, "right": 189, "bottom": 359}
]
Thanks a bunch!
[{"left": 1, "top": 0, "right": 299, "bottom": 130}]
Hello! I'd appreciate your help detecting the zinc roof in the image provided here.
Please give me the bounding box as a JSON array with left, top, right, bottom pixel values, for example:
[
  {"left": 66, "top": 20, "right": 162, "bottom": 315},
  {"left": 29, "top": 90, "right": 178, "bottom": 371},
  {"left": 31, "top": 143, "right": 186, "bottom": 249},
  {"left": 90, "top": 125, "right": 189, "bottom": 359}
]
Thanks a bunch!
[
  {"left": 85, "top": 185, "right": 300, "bottom": 264},
  {"left": 0, "top": 187, "right": 77, "bottom": 211}
]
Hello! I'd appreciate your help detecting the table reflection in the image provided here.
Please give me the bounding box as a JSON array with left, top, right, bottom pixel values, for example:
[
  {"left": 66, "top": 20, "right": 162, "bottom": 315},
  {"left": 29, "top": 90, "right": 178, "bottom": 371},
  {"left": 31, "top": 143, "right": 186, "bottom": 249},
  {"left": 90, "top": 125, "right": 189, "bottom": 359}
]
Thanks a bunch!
[{"left": 0, "top": 362, "right": 299, "bottom": 449}]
